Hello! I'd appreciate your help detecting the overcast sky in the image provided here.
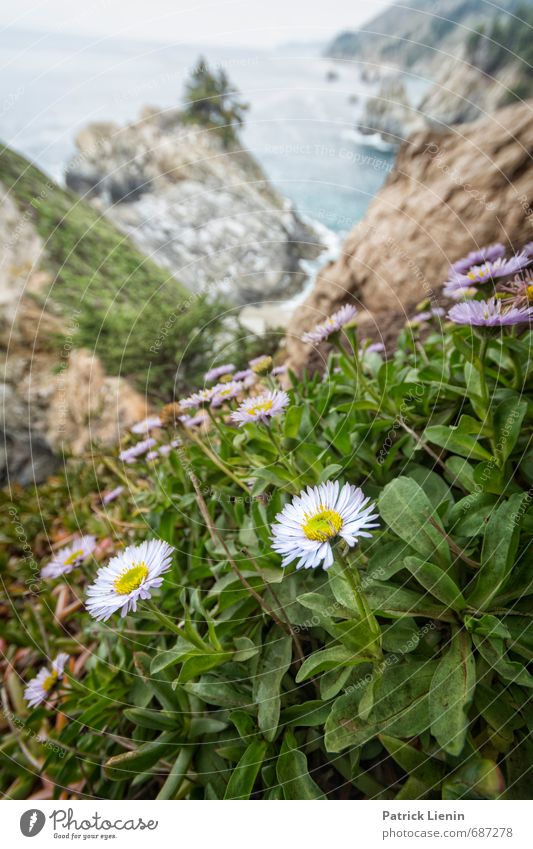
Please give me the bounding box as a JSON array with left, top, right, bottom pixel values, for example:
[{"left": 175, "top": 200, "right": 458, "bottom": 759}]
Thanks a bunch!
[{"left": 0, "top": 0, "right": 393, "bottom": 47}]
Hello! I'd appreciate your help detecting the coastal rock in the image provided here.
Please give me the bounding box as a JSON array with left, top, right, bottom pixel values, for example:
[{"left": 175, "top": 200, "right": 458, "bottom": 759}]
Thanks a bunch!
[
  {"left": 286, "top": 100, "right": 533, "bottom": 373},
  {"left": 65, "top": 109, "right": 324, "bottom": 304},
  {"left": 357, "top": 79, "right": 425, "bottom": 147}
]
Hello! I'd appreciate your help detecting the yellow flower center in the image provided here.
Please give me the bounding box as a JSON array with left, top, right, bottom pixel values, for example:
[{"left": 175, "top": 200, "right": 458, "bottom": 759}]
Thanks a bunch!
[
  {"left": 43, "top": 670, "right": 59, "bottom": 692},
  {"left": 467, "top": 265, "right": 489, "bottom": 281},
  {"left": 303, "top": 508, "right": 343, "bottom": 542},
  {"left": 113, "top": 562, "right": 149, "bottom": 595},
  {"left": 64, "top": 548, "right": 84, "bottom": 566},
  {"left": 219, "top": 373, "right": 233, "bottom": 384},
  {"left": 251, "top": 356, "right": 273, "bottom": 374},
  {"left": 248, "top": 399, "right": 273, "bottom": 416},
  {"left": 527, "top": 285, "right": 533, "bottom": 301}
]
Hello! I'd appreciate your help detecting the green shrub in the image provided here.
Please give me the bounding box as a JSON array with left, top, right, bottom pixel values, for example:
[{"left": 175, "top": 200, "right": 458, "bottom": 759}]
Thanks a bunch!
[{"left": 2, "top": 307, "right": 532, "bottom": 799}]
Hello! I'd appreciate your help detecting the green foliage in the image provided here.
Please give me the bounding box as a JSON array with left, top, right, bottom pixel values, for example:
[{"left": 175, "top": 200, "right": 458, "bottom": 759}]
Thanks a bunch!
[
  {"left": 182, "top": 57, "right": 249, "bottom": 147},
  {"left": 1, "top": 316, "right": 532, "bottom": 799}
]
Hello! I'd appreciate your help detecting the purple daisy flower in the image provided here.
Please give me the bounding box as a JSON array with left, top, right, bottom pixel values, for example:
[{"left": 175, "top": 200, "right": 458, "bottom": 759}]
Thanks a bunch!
[
  {"left": 448, "top": 297, "right": 533, "bottom": 327},
  {"left": 231, "top": 390, "right": 289, "bottom": 427},
  {"left": 446, "top": 253, "right": 530, "bottom": 291},
  {"left": 119, "top": 437, "right": 157, "bottom": 464},
  {"left": 302, "top": 304, "right": 357, "bottom": 345},
  {"left": 410, "top": 307, "right": 446, "bottom": 323},
  {"left": 450, "top": 243, "right": 506, "bottom": 275},
  {"left": 359, "top": 341, "right": 385, "bottom": 355},
  {"left": 102, "top": 486, "right": 124, "bottom": 505},
  {"left": 523, "top": 242, "right": 533, "bottom": 258},
  {"left": 204, "top": 364, "right": 235, "bottom": 383},
  {"left": 234, "top": 368, "right": 253, "bottom": 381},
  {"left": 181, "top": 410, "right": 209, "bottom": 429}
]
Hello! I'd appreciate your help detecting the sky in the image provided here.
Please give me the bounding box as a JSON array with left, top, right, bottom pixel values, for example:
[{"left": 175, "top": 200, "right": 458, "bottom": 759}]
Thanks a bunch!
[{"left": 0, "top": 0, "right": 393, "bottom": 47}]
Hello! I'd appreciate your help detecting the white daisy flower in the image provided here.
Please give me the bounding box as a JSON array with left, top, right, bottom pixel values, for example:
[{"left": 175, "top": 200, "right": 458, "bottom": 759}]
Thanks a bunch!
[
  {"left": 86, "top": 539, "right": 174, "bottom": 621},
  {"left": 24, "top": 653, "right": 69, "bottom": 708},
  {"left": 301, "top": 304, "right": 357, "bottom": 345},
  {"left": 41, "top": 535, "right": 97, "bottom": 579},
  {"left": 211, "top": 380, "right": 243, "bottom": 408},
  {"left": 179, "top": 387, "right": 217, "bottom": 410},
  {"left": 271, "top": 481, "right": 379, "bottom": 570},
  {"left": 231, "top": 390, "right": 289, "bottom": 426}
]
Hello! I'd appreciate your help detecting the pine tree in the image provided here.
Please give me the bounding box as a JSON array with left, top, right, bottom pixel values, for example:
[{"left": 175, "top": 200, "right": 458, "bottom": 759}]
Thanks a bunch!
[{"left": 182, "top": 57, "right": 249, "bottom": 146}]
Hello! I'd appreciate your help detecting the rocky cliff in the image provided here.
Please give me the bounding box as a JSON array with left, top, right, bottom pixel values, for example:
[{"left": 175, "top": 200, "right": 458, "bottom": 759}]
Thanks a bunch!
[
  {"left": 286, "top": 100, "right": 533, "bottom": 372},
  {"left": 65, "top": 108, "right": 323, "bottom": 304}
]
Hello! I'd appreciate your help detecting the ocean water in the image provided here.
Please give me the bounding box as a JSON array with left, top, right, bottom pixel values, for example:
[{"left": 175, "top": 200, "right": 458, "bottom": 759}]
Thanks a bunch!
[{"left": 0, "top": 29, "right": 401, "bottom": 236}]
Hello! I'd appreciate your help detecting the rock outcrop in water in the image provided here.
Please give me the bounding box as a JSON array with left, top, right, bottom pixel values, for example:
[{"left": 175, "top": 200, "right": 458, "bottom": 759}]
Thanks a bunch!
[
  {"left": 286, "top": 100, "right": 533, "bottom": 372},
  {"left": 66, "top": 108, "right": 323, "bottom": 304}
]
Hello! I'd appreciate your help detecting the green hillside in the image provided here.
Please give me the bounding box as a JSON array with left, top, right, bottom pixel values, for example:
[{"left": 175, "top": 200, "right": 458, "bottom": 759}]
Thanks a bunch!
[{"left": 0, "top": 144, "right": 233, "bottom": 395}]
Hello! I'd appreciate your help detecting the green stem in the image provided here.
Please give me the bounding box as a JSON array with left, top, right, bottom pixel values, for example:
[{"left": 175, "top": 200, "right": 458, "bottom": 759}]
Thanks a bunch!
[
  {"left": 157, "top": 747, "right": 194, "bottom": 800},
  {"left": 183, "top": 427, "right": 250, "bottom": 494},
  {"left": 144, "top": 601, "right": 186, "bottom": 638},
  {"left": 477, "top": 336, "right": 496, "bottom": 456},
  {"left": 337, "top": 550, "right": 382, "bottom": 660}
]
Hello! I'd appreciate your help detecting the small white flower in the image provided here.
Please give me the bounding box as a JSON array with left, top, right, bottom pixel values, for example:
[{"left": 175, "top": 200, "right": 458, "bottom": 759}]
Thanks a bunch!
[
  {"left": 271, "top": 481, "right": 378, "bottom": 570},
  {"left": 41, "top": 535, "right": 96, "bottom": 579},
  {"left": 86, "top": 539, "right": 174, "bottom": 621},
  {"left": 302, "top": 304, "right": 357, "bottom": 345},
  {"left": 24, "top": 653, "right": 69, "bottom": 708},
  {"left": 231, "top": 390, "right": 289, "bottom": 426}
]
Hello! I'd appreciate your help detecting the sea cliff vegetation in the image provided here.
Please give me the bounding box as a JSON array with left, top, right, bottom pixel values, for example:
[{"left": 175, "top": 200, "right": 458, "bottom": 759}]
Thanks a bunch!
[{"left": 2, "top": 250, "right": 532, "bottom": 798}]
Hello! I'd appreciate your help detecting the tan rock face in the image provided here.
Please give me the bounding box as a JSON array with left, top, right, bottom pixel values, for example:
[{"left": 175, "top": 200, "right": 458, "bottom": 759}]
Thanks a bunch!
[
  {"left": 0, "top": 183, "right": 149, "bottom": 485},
  {"left": 286, "top": 100, "right": 533, "bottom": 373}
]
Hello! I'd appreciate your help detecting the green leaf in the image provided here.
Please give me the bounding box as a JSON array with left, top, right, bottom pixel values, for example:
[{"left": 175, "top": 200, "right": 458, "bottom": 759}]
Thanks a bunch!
[
  {"left": 424, "top": 425, "right": 493, "bottom": 461},
  {"left": 178, "top": 651, "right": 233, "bottom": 683},
  {"left": 284, "top": 405, "right": 303, "bottom": 438},
  {"left": 253, "top": 627, "right": 292, "bottom": 742},
  {"left": 380, "top": 735, "right": 444, "bottom": 792},
  {"left": 104, "top": 733, "right": 179, "bottom": 780},
  {"left": 223, "top": 740, "right": 268, "bottom": 799},
  {"left": 493, "top": 397, "right": 527, "bottom": 463},
  {"left": 276, "top": 734, "right": 325, "bottom": 799},
  {"left": 365, "top": 581, "right": 456, "bottom": 621},
  {"left": 403, "top": 556, "right": 466, "bottom": 611},
  {"left": 325, "top": 661, "right": 437, "bottom": 752},
  {"left": 123, "top": 708, "right": 179, "bottom": 732},
  {"left": 429, "top": 628, "right": 475, "bottom": 756},
  {"left": 378, "top": 476, "right": 450, "bottom": 565},
  {"left": 467, "top": 494, "right": 526, "bottom": 609},
  {"left": 473, "top": 635, "right": 533, "bottom": 688},
  {"left": 280, "top": 700, "right": 331, "bottom": 728},
  {"left": 296, "top": 645, "right": 372, "bottom": 682}
]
